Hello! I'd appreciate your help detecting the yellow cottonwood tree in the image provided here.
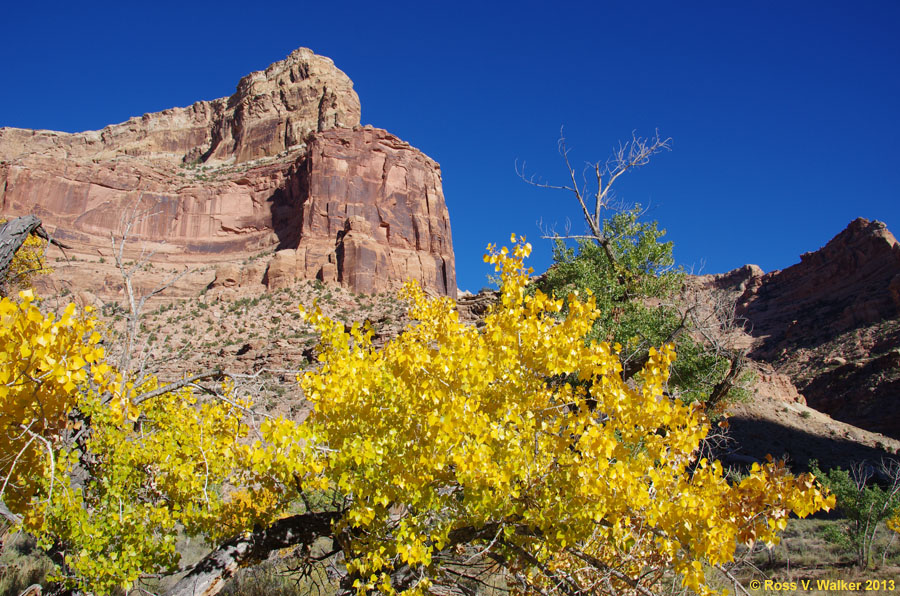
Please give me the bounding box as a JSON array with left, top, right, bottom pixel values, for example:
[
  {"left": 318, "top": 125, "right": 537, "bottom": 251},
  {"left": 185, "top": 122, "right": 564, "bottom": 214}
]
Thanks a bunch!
[
  {"left": 0, "top": 290, "right": 108, "bottom": 513},
  {"left": 3, "top": 237, "right": 836, "bottom": 596},
  {"left": 293, "top": 237, "right": 834, "bottom": 596}
]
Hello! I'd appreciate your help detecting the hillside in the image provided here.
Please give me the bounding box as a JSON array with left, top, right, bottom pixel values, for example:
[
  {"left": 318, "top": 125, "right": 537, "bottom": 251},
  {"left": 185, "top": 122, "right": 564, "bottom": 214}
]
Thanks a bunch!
[
  {"left": 698, "top": 218, "right": 900, "bottom": 441},
  {"left": 40, "top": 215, "right": 900, "bottom": 476}
]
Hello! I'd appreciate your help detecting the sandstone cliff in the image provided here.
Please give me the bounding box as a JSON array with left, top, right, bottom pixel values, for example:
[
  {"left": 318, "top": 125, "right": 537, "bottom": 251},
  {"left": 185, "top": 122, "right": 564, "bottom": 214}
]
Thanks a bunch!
[
  {"left": 706, "top": 218, "right": 900, "bottom": 438},
  {"left": 0, "top": 48, "right": 360, "bottom": 165},
  {"left": 0, "top": 49, "right": 455, "bottom": 297}
]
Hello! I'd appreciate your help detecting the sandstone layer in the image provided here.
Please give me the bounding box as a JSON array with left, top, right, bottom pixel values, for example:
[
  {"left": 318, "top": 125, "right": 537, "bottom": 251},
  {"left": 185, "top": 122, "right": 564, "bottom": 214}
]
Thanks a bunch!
[{"left": 0, "top": 49, "right": 455, "bottom": 297}]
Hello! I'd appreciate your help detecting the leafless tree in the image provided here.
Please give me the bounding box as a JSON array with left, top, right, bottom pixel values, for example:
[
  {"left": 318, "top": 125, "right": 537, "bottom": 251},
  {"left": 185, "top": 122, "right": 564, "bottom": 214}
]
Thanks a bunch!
[
  {"left": 518, "top": 129, "right": 671, "bottom": 266},
  {"left": 107, "top": 198, "right": 191, "bottom": 384},
  {"left": 520, "top": 131, "right": 750, "bottom": 414}
]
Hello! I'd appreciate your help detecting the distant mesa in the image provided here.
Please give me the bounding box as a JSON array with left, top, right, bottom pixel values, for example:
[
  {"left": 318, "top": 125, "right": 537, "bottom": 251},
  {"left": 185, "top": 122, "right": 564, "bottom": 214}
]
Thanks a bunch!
[{"left": 0, "top": 48, "right": 456, "bottom": 298}]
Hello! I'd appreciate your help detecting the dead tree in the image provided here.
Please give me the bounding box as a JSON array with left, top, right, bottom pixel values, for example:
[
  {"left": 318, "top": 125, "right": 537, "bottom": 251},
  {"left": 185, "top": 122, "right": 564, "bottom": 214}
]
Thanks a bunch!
[
  {"left": 518, "top": 129, "right": 671, "bottom": 264},
  {"left": 520, "top": 131, "right": 749, "bottom": 411},
  {"left": 0, "top": 215, "right": 69, "bottom": 291}
]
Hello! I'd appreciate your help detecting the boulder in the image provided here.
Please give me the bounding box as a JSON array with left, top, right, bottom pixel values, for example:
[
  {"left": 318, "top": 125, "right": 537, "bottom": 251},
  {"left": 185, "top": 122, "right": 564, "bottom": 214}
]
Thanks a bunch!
[
  {"left": 212, "top": 264, "right": 242, "bottom": 288},
  {"left": 266, "top": 250, "right": 299, "bottom": 290}
]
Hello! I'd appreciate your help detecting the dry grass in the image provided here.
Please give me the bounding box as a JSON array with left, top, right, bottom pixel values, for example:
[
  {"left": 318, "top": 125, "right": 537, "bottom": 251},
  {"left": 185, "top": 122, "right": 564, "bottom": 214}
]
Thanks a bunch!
[
  {"left": 0, "top": 531, "right": 54, "bottom": 596},
  {"left": 719, "top": 517, "right": 900, "bottom": 596}
]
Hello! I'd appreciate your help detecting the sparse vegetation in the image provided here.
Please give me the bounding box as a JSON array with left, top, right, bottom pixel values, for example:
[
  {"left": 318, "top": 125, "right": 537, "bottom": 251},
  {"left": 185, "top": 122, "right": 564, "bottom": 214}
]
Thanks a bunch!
[
  {"left": 3, "top": 172, "right": 900, "bottom": 596},
  {"left": 809, "top": 460, "right": 900, "bottom": 568}
]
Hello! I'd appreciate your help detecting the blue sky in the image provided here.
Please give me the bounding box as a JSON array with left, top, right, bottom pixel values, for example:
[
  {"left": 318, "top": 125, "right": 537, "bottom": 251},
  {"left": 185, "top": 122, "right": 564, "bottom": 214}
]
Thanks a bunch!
[{"left": 2, "top": 1, "right": 898, "bottom": 292}]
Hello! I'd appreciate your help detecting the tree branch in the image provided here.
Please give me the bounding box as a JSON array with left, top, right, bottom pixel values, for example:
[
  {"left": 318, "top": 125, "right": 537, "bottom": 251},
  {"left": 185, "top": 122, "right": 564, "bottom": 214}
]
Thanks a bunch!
[
  {"left": 498, "top": 539, "right": 582, "bottom": 596},
  {"left": 130, "top": 370, "right": 227, "bottom": 405},
  {"left": 0, "top": 215, "right": 69, "bottom": 284},
  {"left": 165, "top": 511, "right": 341, "bottom": 596},
  {"left": 621, "top": 307, "right": 692, "bottom": 382},
  {"left": 566, "top": 547, "right": 662, "bottom": 596}
]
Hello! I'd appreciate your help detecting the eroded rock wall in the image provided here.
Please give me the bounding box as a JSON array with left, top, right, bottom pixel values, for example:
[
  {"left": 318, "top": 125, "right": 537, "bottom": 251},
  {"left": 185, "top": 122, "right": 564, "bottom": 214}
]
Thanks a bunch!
[
  {"left": 0, "top": 49, "right": 455, "bottom": 297},
  {"left": 0, "top": 48, "right": 360, "bottom": 166},
  {"left": 738, "top": 218, "right": 900, "bottom": 353},
  {"left": 724, "top": 218, "right": 900, "bottom": 438},
  {"left": 296, "top": 127, "right": 455, "bottom": 297}
]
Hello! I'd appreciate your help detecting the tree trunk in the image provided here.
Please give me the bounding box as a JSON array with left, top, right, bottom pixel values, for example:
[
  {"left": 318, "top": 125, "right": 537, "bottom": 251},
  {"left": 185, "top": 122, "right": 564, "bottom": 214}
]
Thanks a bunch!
[
  {"left": 0, "top": 215, "right": 44, "bottom": 282},
  {"left": 164, "top": 511, "right": 340, "bottom": 596}
]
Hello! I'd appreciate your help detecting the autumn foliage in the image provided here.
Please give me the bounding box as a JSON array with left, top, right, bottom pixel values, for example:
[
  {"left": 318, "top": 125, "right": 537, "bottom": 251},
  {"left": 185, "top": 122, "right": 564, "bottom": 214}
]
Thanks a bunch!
[
  {"left": 0, "top": 291, "right": 107, "bottom": 511},
  {"left": 1, "top": 237, "right": 838, "bottom": 595}
]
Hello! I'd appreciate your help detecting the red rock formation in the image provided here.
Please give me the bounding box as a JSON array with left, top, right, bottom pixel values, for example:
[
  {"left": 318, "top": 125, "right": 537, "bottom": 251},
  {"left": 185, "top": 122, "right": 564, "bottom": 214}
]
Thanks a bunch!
[
  {"left": 296, "top": 127, "right": 455, "bottom": 296},
  {"left": 0, "top": 48, "right": 360, "bottom": 165},
  {"left": 0, "top": 49, "right": 455, "bottom": 297},
  {"left": 727, "top": 218, "right": 900, "bottom": 438},
  {"left": 738, "top": 218, "right": 900, "bottom": 355},
  {"left": 0, "top": 156, "right": 292, "bottom": 257}
]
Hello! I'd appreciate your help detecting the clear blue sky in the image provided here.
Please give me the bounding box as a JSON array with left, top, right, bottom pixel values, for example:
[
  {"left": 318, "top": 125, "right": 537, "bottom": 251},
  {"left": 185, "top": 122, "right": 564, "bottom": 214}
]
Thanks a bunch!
[{"left": 2, "top": 1, "right": 898, "bottom": 292}]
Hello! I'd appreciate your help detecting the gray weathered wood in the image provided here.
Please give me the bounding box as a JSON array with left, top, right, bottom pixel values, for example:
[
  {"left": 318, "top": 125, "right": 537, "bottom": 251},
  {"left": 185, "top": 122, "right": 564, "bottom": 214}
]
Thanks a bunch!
[
  {"left": 0, "top": 215, "right": 44, "bottom": 282},
  {"left": 165, "top": 511, "right": 340, "bottom": 596},
  {"left": 0, "top": 215, "right": 71, "bottom": 289}
]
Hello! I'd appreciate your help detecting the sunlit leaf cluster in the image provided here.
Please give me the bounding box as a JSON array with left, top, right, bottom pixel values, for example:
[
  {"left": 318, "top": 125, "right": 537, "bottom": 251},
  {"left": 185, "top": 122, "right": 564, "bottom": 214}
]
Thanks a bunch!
[
  {"left": 2, "top": 237, "right": 837, "bottom": 595},
  {"left": 538, "top": 207, "right": 742, "bottom": 407},
  {"left": 0, "top": 290, "right": 107, "bottom": 511},
  {"left": 25, "top": 375, "right": 324, "bottom": 592},
  {"left": 298, "top": 236, "right": 835, "bottom": 595}
]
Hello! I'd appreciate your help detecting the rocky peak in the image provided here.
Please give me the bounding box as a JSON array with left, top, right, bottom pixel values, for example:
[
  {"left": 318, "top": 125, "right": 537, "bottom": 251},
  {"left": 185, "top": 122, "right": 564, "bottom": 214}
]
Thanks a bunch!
[
  {"left": 0, "top": 49, "right": 453, "bottom": 298},
  {"left": 732, "top": 217, "right": 900, "bottom": 438},
  {"left": 738, "top": 218, "right": 900, "bottom": 351},
  {"left": 203, "top": 48, "right": 361, "bottom": 164},
  {"left": 0, "top": 48, "right": 360, "bottom": 166}
]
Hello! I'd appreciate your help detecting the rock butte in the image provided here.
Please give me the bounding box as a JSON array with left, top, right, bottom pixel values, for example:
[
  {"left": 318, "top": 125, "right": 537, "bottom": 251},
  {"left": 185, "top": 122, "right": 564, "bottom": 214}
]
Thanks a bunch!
[{"left": 0, "top": 48, "right": 456, "bottom": 298}]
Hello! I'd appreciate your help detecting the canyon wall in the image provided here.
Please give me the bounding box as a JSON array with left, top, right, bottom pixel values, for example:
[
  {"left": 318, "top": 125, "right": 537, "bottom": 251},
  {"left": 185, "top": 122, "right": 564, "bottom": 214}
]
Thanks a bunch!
[
  {"left": 704, "top": 218, "right": 900, "bottom": 438},
  {"left": 0, "top": 48, "right": 455, "bottom": 297}
]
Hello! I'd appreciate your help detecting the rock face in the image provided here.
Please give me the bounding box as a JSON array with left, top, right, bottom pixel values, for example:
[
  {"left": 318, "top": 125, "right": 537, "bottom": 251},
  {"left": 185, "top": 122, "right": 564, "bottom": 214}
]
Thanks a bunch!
[
  {"left": 0, "top": 49, "right": 455, "bottom": 297},
  {"left": 736, "top": 218, "right": 900, "bottom": 352},
  {"left": 716, "top": 218, "right": 900, "bottom": 438},
  {"left": 0, "top": 48, "right": 360, "bottom": 165},
  {"left": 297, "top": 128, "right": 454, "bottom": 296}
]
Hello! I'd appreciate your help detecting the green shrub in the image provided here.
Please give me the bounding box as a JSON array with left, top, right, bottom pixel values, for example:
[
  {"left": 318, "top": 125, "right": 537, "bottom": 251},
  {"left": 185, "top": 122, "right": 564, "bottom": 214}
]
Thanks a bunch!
[
  {"left": 536, "top": 206, "right": 746, "bottom": 411},
  {"left": 810, "top": 460, "right": 900, "bottom": 568}
]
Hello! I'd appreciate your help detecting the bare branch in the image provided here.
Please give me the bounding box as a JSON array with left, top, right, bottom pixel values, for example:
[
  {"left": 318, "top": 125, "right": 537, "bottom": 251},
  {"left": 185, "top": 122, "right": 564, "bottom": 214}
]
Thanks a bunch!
[
  {"left": 499, "top": 539, "right": 582, "bottom": 596},
  {"left": 131, "top": 370, "right": 227, "bottom": 406},
  {"left": 166, "top": 511, "right": 341, "bottom": 596},
  {"left": 715, "top": 564, "right": 752, "bottom": 596},
  {"left": 0, "top": 498, "right": 23, "bottom": 525},
  {"left": 566, "top": 548, "right": 662, "bottom": 596},
  {"left": 603, "top": 130, "right": 671, "bottom": 193}
]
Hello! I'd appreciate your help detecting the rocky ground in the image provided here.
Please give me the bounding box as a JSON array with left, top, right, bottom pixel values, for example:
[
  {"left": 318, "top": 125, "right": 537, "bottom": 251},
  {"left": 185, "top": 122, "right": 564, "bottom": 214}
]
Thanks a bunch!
[{"left": 35, "top": 254, "right": 412, "bottom": 422}]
